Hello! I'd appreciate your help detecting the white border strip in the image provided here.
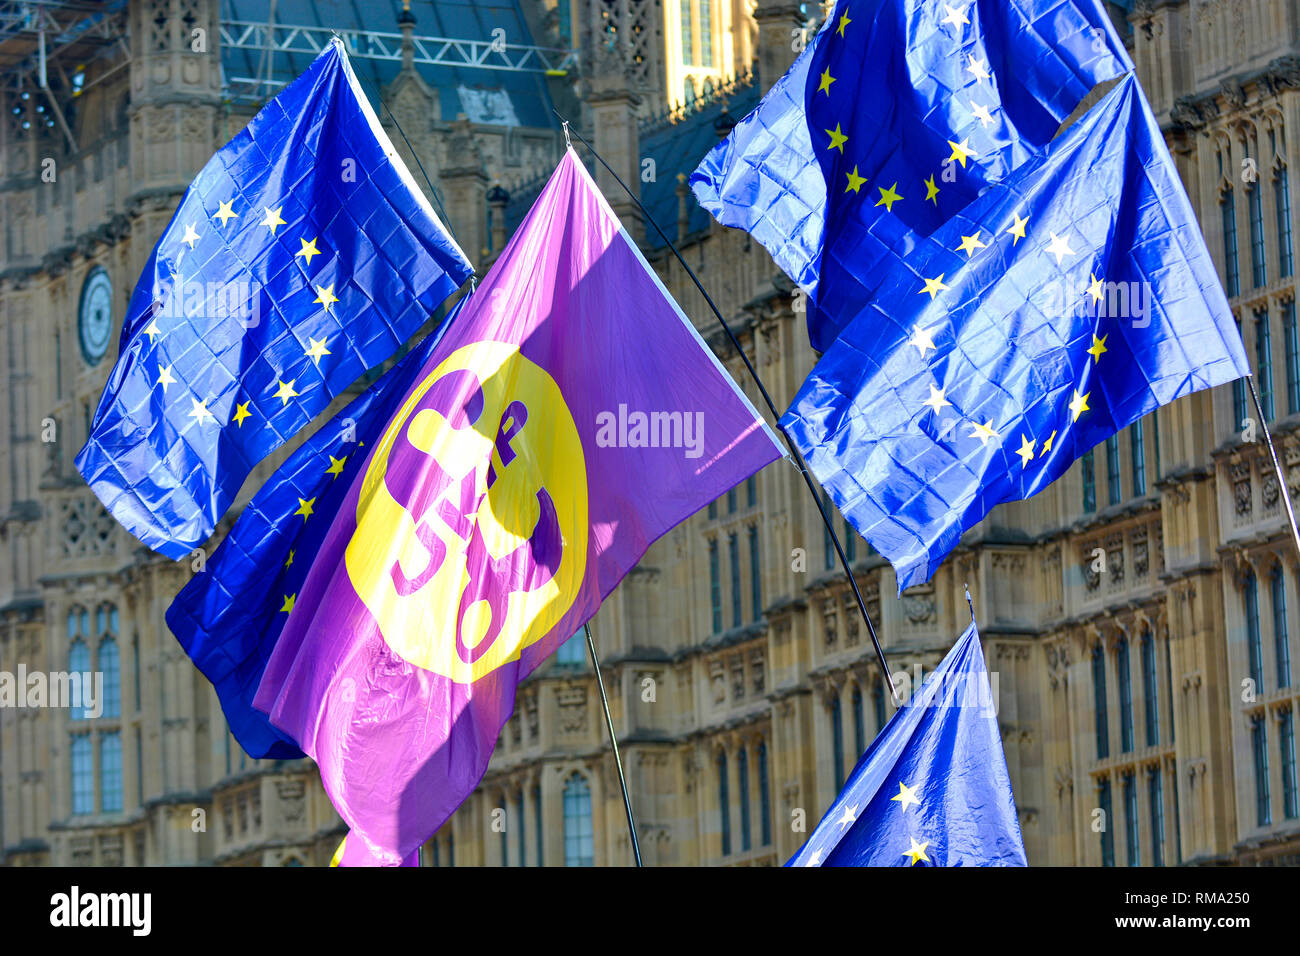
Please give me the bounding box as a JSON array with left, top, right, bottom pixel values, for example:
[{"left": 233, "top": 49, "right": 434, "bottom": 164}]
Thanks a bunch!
[{"left": 567, "top": 148, "right": 785, "bottom": 457}]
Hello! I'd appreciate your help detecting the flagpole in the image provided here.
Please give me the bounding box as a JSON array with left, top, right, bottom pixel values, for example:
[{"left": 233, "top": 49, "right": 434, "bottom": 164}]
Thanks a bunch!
[
  {"left": 1245, "top": 374, "right": 1300, "bottom": 559},
  {"left": 584, "top": 621, "right": 644, "bottom": 867},
  {"left": 558, "top": 114, "right": 901, "bottom": 703}
]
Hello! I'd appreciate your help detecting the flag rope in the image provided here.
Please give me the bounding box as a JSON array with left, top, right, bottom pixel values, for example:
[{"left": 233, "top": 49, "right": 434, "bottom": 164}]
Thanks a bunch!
[
  {"left": 557, "top": 110, "right": 899, "bottom": 703},
  {"left": 584, "top": 621, "right": 644, "bottom": 866},
  {"left": 1245, "top": 375, "right": 1300, "bottom": 560}
]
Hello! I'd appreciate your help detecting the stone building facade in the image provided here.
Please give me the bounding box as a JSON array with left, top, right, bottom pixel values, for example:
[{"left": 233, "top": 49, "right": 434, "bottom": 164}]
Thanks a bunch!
[{"left": 2, "top": 0, "right": 1298, "bottom": 867}]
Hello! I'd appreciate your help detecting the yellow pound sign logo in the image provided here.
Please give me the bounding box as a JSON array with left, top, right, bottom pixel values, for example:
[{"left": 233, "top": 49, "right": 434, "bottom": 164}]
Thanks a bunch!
[{"left": 346, "top": 342, "right": 588, "bottom": 683}]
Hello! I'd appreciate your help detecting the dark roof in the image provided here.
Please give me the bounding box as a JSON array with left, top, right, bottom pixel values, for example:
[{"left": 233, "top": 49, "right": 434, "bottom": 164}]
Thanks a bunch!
[{"left": 220, "top": 0, "right": 558, "bottom": 128}]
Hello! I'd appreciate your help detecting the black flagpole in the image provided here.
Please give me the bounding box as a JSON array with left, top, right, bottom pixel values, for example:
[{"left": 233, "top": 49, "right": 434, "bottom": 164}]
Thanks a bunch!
[
  {"left": 1245, "top": 374, "right": 1300, "bottom": 559},
  {"left": 584, "top": 621, "right": 644, "bottom": 866},
  {"left": 558, "top": 114, "right": 900, "bottom": 702}
]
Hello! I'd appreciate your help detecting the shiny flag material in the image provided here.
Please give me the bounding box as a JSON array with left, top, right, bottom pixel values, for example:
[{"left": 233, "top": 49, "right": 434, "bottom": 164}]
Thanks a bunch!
[
  {"left": 76, "top": 38, "right": 473, "bottom": 560},
  {"left": 780, "top": 75, "right": 1249, "bottom": 591},
  {"left": 164, "top": 296, "right": 469, "bottom": 760},
  {"left": 788, "top": 621, "right": 1026, "bottom": 866},
  {"left": 690, "top": 0, "right": 1130, "bottom": 351},
  {"left": 254, "top": 149, "right": 784, "bottom": 864}
]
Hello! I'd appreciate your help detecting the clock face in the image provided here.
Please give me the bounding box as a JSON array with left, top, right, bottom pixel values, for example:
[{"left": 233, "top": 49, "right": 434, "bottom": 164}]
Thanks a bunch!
[{"left": 78, "top": 267, "right": 114, "bottom": 366}]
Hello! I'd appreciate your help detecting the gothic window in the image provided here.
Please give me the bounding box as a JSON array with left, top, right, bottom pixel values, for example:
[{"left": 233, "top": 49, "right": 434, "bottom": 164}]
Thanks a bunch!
[
  {"left": 1256, "top": 309, "right": 1275, "bottom": 421},
  {"left": 1092, "top": 645, "right": 1109, "bottom": 760},
  {"left": 1233, "top": 316, "right": 1249, "bottom": 427},
  {"left": 533, "top": 784, "right": 544, "bottom": 865},
  {"left": 68, "top": 636, "right": 90, "bottom": 721},
  {"left": 728, "top": 532, "right": 741, "bottom": 628},
  {"left": 822, "top": 491, "right": 836, "bottom": 571},
  {"left": 1130, "top": 421, "right": 1146, "bottom": 498},
  {"left": 516, "top": 793, "right": 526, "bottom": 866},
  {"left": 873, "top": 681, "right": 887, "bottom": 733},
  {"left": 563, "top": 773, "right": 594, "bottom": 866},
  {"left": 1106, "top": 434, "right": 1121, "bottom": 506},
  {"left": 1148, "top": 770, "right": 1165, "bottom": 867},
  {"left": 747, "top": 475, "right": 757, "bottom": 508},
  {"left": 100, "top": 731, "right": 122, "bottom": 813},
  {"left": 1098, "top": 778, "right": 1115, "bottom": 866},
  {"left": 1248, "top": 180, "right": 1267, "bottom": 288},
  {"left": 1141, "top": 629, "right": 1159, "bottom": 747},
  {"left": 1222, "top": 186, "right": 1241, "bottom": 297},
  {"left": 738, "top": 747, "right": 751, "bottom": 852},
  {"left": 1081, "top": 449, "right": 1096, "bottom": 513},
  {"left": 1151, "top": 410, "right": 1161, "bottom": 481},
  {"left": 1245, "top": 569, "right": 1264, "bottom": 690},
  {"left": 1271, "top": 564, "right": 1291, "bottom": 688},
  {"left": 727, "top": 486, "right": 736, "bottom": 513},
  {"left": 1252, "top": 715, "right": 1271, "bottom": 827},
  {"left": 749, "top": 526, "right": 762, "bottom": 621},
  {"left": 70, "top": 735, "right": 93, "bottom": 815},
  {"left": 1117, "top": 637, "right": 1134, "bottom": 753},
  {"left": 1276, "top": 160, "right": 1294, "bottom": 277},
  {"left": 1123, "top": 772, "right": 1139, "bottom": 866},
  {"left": 709, "top": 539, "right": 722, "bottom": 633},
  {"left": 830, "top": 694, "right": 844, "bottom": 787},
  {"left": 1284, "top": 301, "right": 1300, "bottom": 414},
  {"left": 758, "top": 741, "right": 771, "bottom": 846},
  {"left": 843, "top": 517, "right": 856, "bottom": 563},
  {"left": 99, "top": 636, "right": 120, "bottom": 719},
  {"left": 1281, "top": 710, "right": 1298, "bottom": 821},
  {"left": 556, "top": 628, "right": 586, "bottom": 668},
  {"left": 852, "top": 687, "right": 865, "bottom": 759},
  {"left": 717, "top": 752, "right": 731, "bottom": 856}
]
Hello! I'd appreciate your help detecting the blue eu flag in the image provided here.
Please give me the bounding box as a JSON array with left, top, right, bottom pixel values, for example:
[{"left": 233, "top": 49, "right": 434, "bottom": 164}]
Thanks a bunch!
[
  {"left": 76, "top": 39, "right": 473, "bottom": 560},
  {"left": 779, "top": 75, "right": 1249, "bottom": 591},
  {"left": 691, "top": 0, "right": 1131, "bottom": 351},
  {"left": 164, "top": 294, "right": 469, "bottom": 759},
  {"left": 788, "top": 621, "right": 1025, "bottom": 866}
]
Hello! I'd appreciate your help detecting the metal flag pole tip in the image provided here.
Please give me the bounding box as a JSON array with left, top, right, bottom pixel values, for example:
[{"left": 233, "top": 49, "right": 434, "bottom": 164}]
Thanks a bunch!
[
  {"left": 964, "top": 583, "right": 976, "bottom": 624},
  {"left": 562, "top": 120, "right": 571, "bottom": 148}
]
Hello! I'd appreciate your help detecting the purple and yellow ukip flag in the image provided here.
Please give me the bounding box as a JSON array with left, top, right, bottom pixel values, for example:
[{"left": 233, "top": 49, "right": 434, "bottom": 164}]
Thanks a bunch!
[{"left": 254, "top": 149, "right": 783, "bottom": 864}]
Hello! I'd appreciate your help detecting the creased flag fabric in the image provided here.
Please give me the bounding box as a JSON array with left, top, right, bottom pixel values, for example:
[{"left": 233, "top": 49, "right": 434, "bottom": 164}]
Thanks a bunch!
[
  {"left": 165, "top": 296, "right": 468, "bottom": 760},
  {"left": 781, "top": 75, "right": 1249, "bottom": 592},
  {"left": 253, "top": 148, "right": 784, "bottom": 864},
  {"left": 690, "top": 0, "right": 1130, "bottom": 351},
  {"left": 76, "top": 38, "right": 473, "bottom": 560},
  {"left": 788, "top": 621, "right": 1025, "bottom": 866}
]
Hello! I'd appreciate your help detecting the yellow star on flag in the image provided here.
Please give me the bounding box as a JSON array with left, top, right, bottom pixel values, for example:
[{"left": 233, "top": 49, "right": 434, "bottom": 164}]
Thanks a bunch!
[
  {"left": 284, "top": 550, "right": 295, "bottom": 569},
  {"left": 845, "top": 166, "right": 867, "bottom": 194},
  {"left": 1086, "top": 272, "right": 1105, "bottom": 304},
  {"left": 181, "top": 223, "right": 200, "bottom": 248},
  {"left": 143, "top": 318, "right": 162, "bottom": 344},
  {"left": 1016, "top": 434, "right": 1036, "bottom": 468},
  {"left": 1069, "top": 389, "right": 1090, "bottom": 421},
  {"left": 305, "top": 336, "right": 331, "bottom": 366},
  {"left": 214, "top": 199, "right": 238, "bottom": 227},
  {"left": 891, "top": 781, "right": 921, "bottom": 811},
  {"left": 260, "top": 206, "right": 287, "bottom": 235},
  {"left": 924, "top": 175, "right": 940, "bottom": 204},
  {"left": 908, "top": 324, "right": 939, "bottom": 358},
  {"left": 922, "top": 383, "right": 951, "bottom": 414},
  {"left": 818, "top": 68, "right": 836, "bottom": 96},
  {"left": 876, "top": 182, "right": 903, "bottom": 211},
  {"left": 1088, "top": 333, "right": 1108, "bottom": 362},
  {"left": 280, "top": 593, "right": 296, "bottom": 614},
  {"left": 956, "top": 232, "right": 987, "bottom": 257},
  {"left": 273, "top": 379, "right": 300, "bottom": 405},
  {"left": 294, "top": 497, "right": 315, "bottom": 520},
  {"left": 326, "top": 455, "right": 347, "bottom": 478},
  {"left": 837, "top": 11, "right": 851, "bottom": 36},
  {"left": 296, "top": 237, "right": 321, "bottom": 266},
  {"left": 1006, "top": 211, "right": 1029, "bottom": 244},
  {"left": 1042, "top": 429, "right": 1057, "bottom": 453},
  {"left": 947, "top": 138, "right": 978, "bottom": 168},
  {"left": 314, "top": 283, "right": 339, "bottom": 313},
  {"left": 825, "top": 123, "right": 848, "bottom": 152},
  {"left": 919, "top": 274, "right": 948, "bottom": 299},
  {"left": 903, "top": 838, "right": 931, "bottom": 865},
  {"left": 970, "top": 420, "right": 1000, "bottom": 445},
  {"left": 232, "top": 401, "right": 251, "bottom": 427},
  {"left": 158, "top": 364, "right": 177, "bottom": 393}
]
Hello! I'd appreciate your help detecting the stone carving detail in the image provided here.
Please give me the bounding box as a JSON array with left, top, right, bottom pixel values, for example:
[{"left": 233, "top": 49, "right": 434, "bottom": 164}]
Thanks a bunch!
[
  {"left": 730, "top": 655, "right": 746, "bottom": 701},
  {"left": 822, "top": 600, "right": 837, "bottom": 647},
  {"left": 709, "top": 659, "right": 726, "bottom": 704},
  {"left": 1231, "top": 459, "right": 1253, "bottom": 516},
  {"left": 277, "top": 780, "right": 306, "bottom": 825},
  {"left": 842, "top": 595, "right": 859, "bottom": 646},
  {"left": 99, "top": 835, "right": 123, "bottom": 867},
  {"left": 1084, "top": 553, "right": 1101, "bottom": 591},
  {"left": 750, "top": 650, "right": 766, "bottom": 695},
  {"left": 59, "top": 496, "right": 118, "bottom": 559},
  {"left": 1132, "top": 528, "right": 1149, "bottom": 578},
  {"left": 1105, "top": 534, "right": 1124, "bottom": 584},
  {"left": 1262, "top": 468, "right": 1280, "bottom": 511},
  {"left": 557, "top": 684, "right": 588, "bottom": 733},
  {"left": 523, "top": 689, "right": 539, "bottom": 742}
]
